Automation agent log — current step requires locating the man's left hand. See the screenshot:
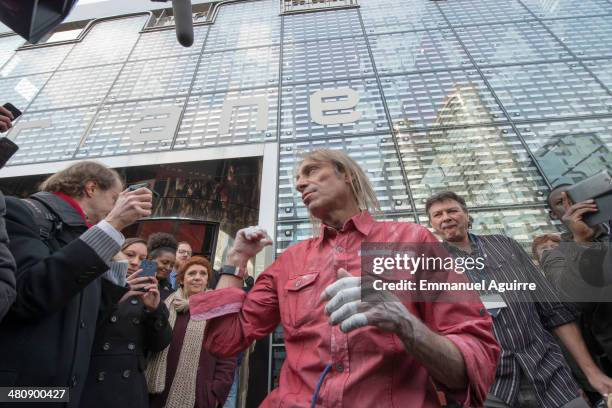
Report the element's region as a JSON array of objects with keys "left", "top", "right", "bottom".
[
  {"left": 587, "top": 371, "right": 612, "bottom": 399},
  {"left": 321, "top": 268, "right": 418, "bottom": 344}
]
